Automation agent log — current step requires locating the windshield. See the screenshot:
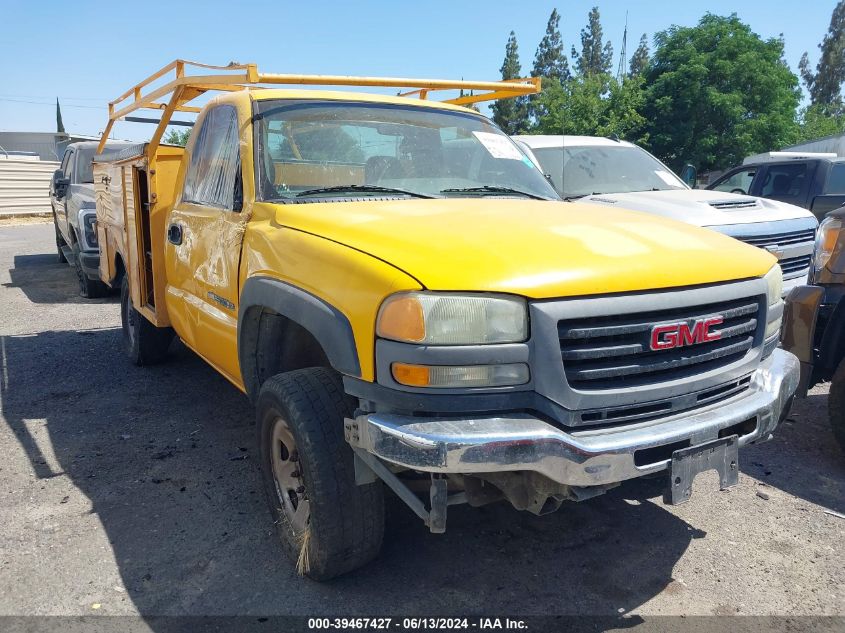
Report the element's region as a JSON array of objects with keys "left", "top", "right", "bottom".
[
  {"left": 532, "top": 145, "right": 687, "bottom": 198},
  {"left": 75, "top": 147, "right": 96, "bottom": 184},
  {"left": 254, "top": 100, "right": 558, "bottom": 201},
  {"left": 74, "top": 143, "right": 134, "bottom": 184}
]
